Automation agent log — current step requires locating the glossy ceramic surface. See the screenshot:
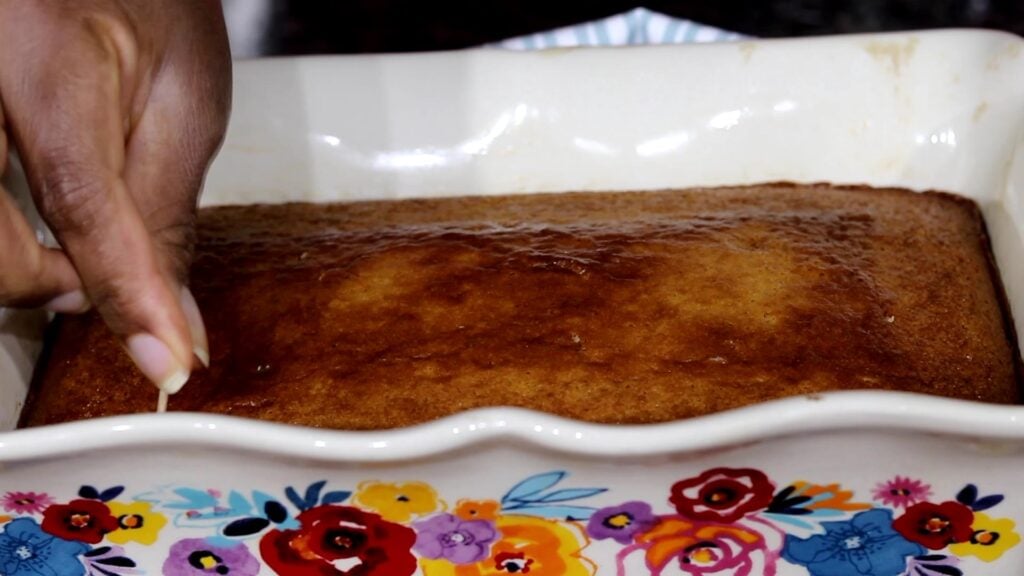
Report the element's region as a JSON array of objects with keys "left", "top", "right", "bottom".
[{"left": 1, "top": 29, "right": 1023, "bottom": 575}]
